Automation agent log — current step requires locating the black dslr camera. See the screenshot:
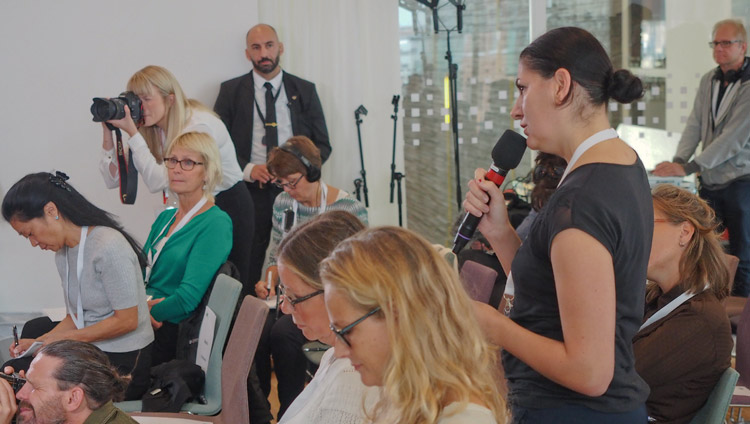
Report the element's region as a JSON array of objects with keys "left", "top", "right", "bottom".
[
  {"left": 90, "top": 91, "right": 143, "bottom": 125},
  {"left": 0, "top": 373, "right": 26, "bottom": 393}
]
